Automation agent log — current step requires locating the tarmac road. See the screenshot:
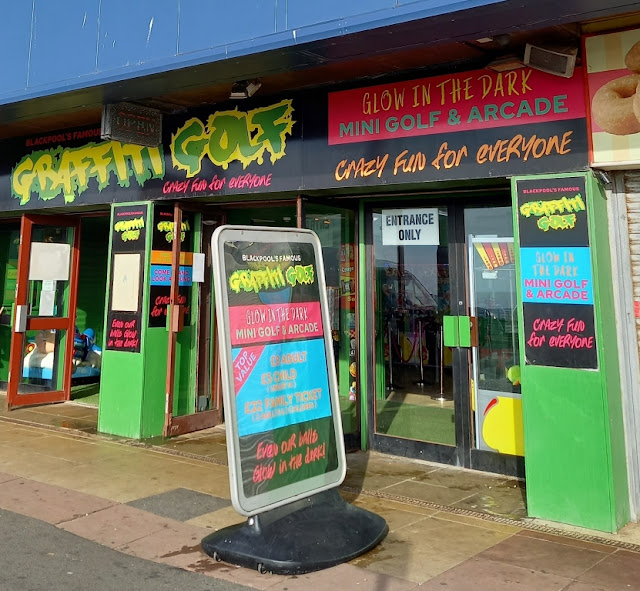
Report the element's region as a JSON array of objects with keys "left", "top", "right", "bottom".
[{"left": 0, "top": 509, "right": 253, "bottom": 591}]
